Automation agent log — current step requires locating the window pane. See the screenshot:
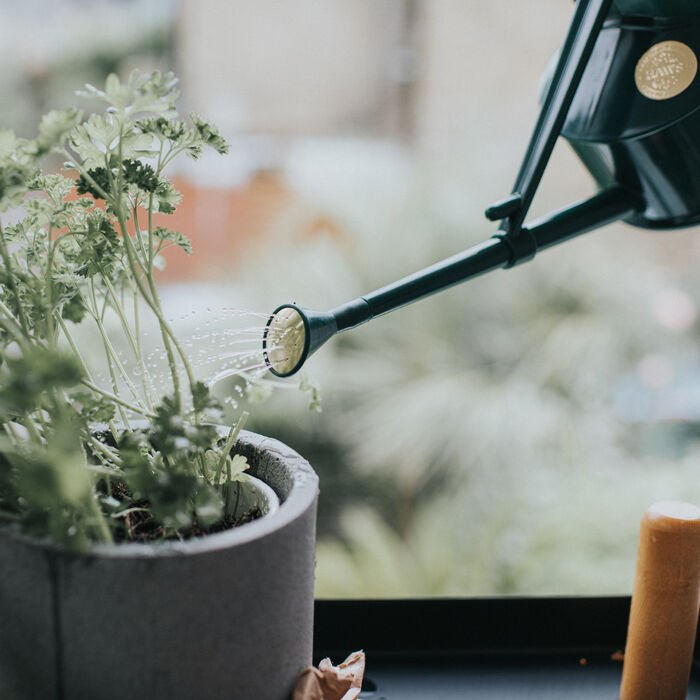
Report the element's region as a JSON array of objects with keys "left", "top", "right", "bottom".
[{"left": 6, "top": 0, "right": 700, "bottom": 598}]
